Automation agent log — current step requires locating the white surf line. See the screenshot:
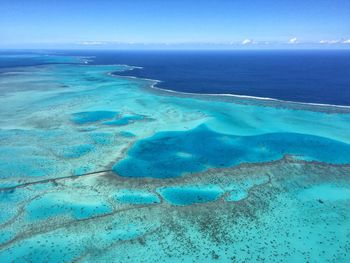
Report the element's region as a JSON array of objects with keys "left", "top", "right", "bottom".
[{"left": 149, "top": 84, "right": 350, "bottom": 109}]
